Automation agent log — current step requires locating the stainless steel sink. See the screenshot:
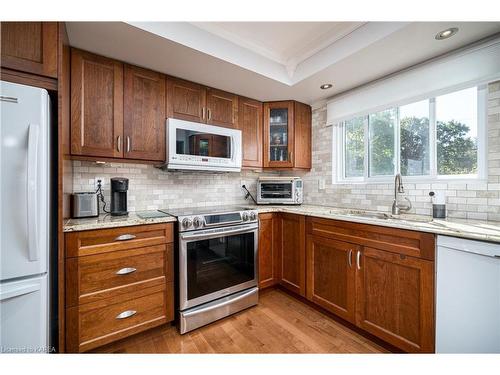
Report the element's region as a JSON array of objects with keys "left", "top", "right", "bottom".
[{"left": 335, "top": 210, "right": 392, "bottom": 220}]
